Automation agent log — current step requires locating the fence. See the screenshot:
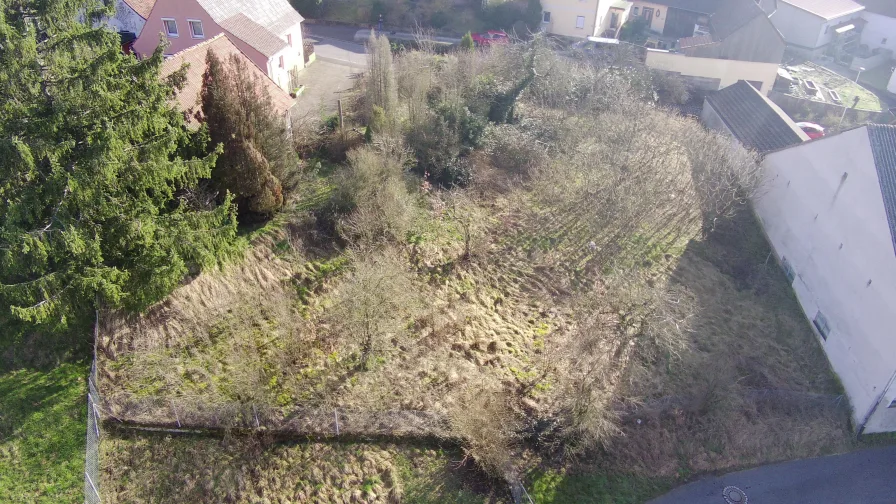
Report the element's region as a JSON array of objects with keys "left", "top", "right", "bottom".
[
  {"left": 84, "top": 361, "right": 101, "bottom": 504},
  {"left": 768, "top": 90, "right": 896, "bottom": 124}
]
